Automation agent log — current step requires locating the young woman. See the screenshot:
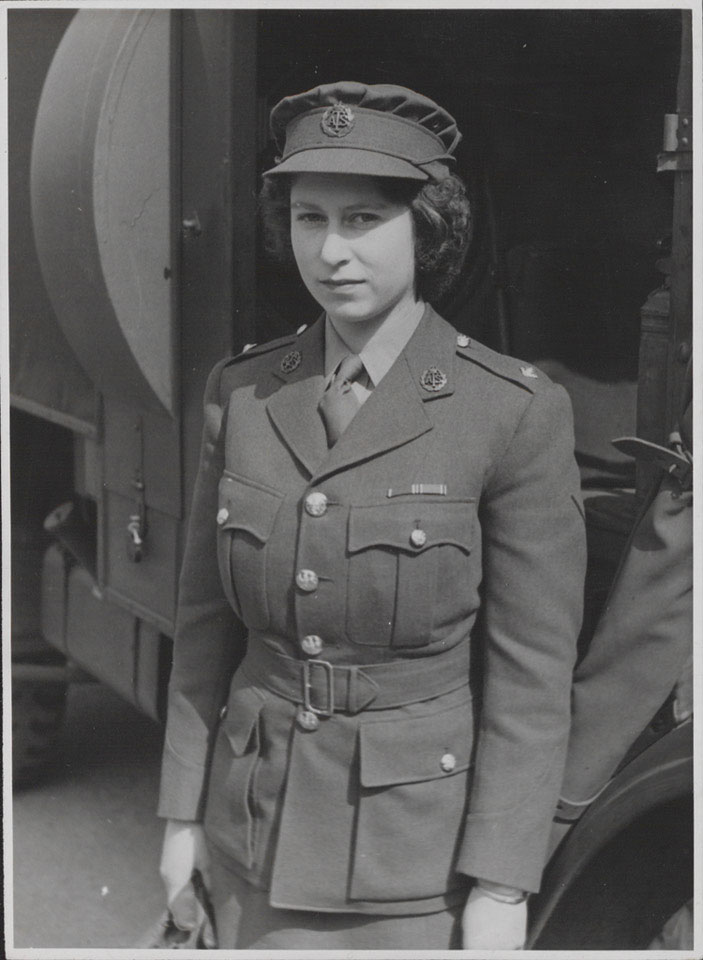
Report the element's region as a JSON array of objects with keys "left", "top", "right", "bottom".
[{"left": 157, "top": 81, "right": 587, "bottom": 950}]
